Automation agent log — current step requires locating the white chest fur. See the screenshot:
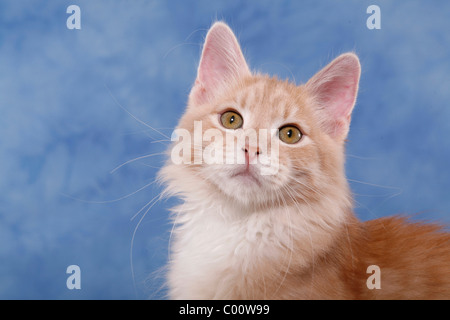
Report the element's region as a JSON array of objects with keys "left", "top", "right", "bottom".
[{"left": 167, "top": 200, "right": 341, "bottom": 299}]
